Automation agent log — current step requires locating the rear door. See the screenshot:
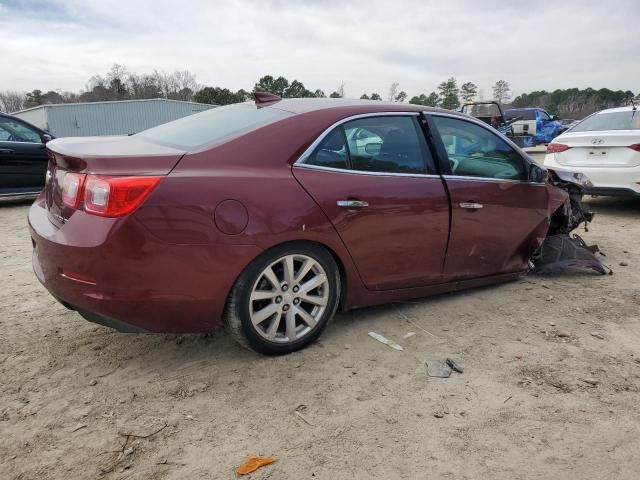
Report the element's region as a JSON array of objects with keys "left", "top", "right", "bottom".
[
  {"left": 426, "top": 113, "right": 550, "bottom": 279},
  {"left": 293, "top": 114, "right": 450, "bottom": 291},
  {"left": 0, "top": 116, "right": 48, "bottom": 192}
]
